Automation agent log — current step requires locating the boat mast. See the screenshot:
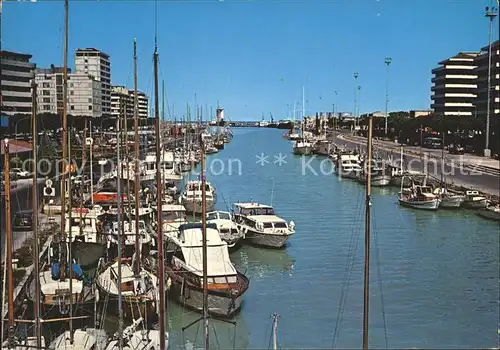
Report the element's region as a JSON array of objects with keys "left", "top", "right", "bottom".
[
  {"left": 3, "top": 139, "right": 15, "bottom": 349},
  {"left": 153, "top": 36, "right": 167, "bottom": 349},
  {"left": 133, "top": 38, "right": 141, "bottom": 275},
  {"left": 440, "top": 131, "right": 445, "bottom": 188},
  {"left": 362, "top": 116, "right": 373, "bottom": 349},
  {"left": 31, "top": 81, "right": 42, "bottom": 348},
  {"left": 116, "top": 106, "right": 124, "bottom": 350},
  {"left": 200, "top": 135, "right": 209, "bottom": 349}
]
